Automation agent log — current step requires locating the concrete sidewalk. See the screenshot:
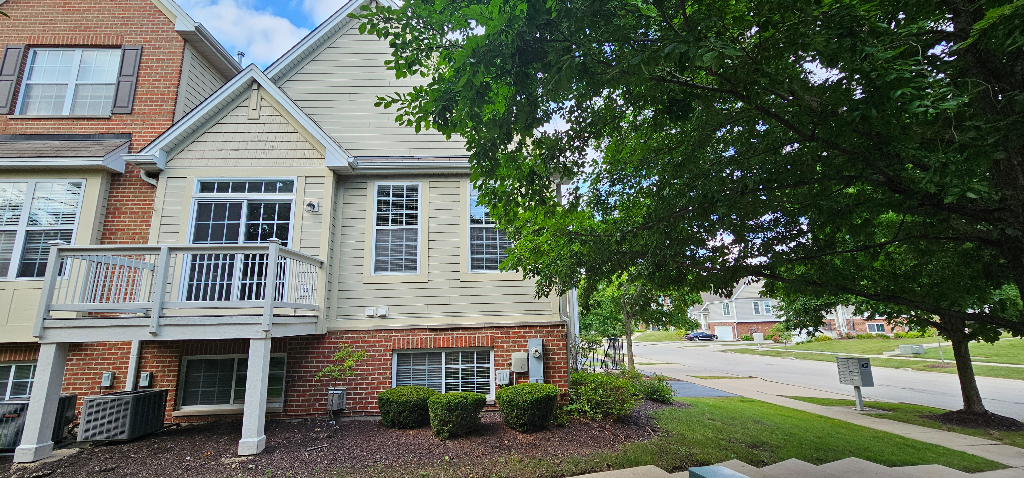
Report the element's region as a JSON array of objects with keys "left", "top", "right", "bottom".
[{"left": 638, "top": 361, "right": 1024, "bottom": 470}]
